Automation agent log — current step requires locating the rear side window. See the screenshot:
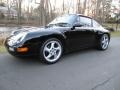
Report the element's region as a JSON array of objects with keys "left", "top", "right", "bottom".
[
  {"left": 93, "top": 20, "right": 102, "bottom": 27},
  {"left": 77, "top": 16, "right": 92, "bottom": 27}
]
